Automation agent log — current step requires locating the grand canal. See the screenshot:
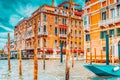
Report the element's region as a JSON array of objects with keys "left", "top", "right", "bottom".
[{"left": 0, "top": 60, "right": 120, "bottom": 80}]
